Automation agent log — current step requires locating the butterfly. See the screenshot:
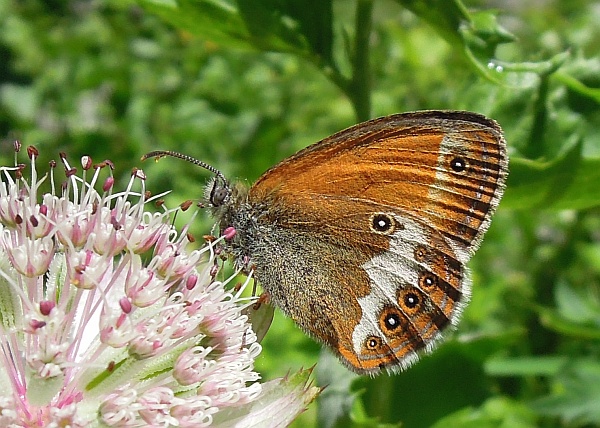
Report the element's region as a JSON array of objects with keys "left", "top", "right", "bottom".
[{"left": 143, "top": 110, "right": 508, "bottom": 375}]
